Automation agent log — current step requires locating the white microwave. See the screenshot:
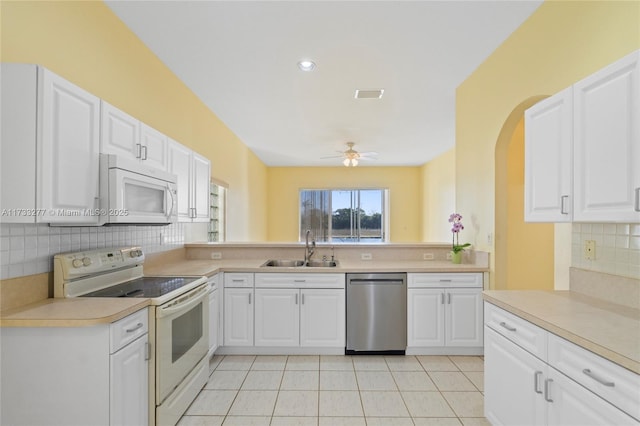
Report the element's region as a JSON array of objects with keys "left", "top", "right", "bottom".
[{"left": 99, "top": 154, "right": 178, "bottom": 225}]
